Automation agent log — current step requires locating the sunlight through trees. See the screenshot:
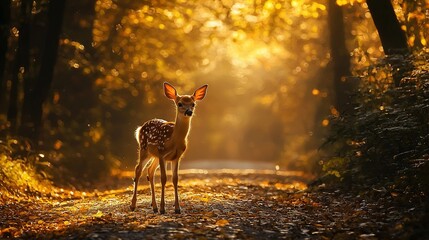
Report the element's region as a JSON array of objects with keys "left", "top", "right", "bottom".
[
  {"left": 1, "top": 0, "right": 429, "bottom": 239},
  {"left": 0, "top": 0, "right": 427, "bottom": 181}
]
